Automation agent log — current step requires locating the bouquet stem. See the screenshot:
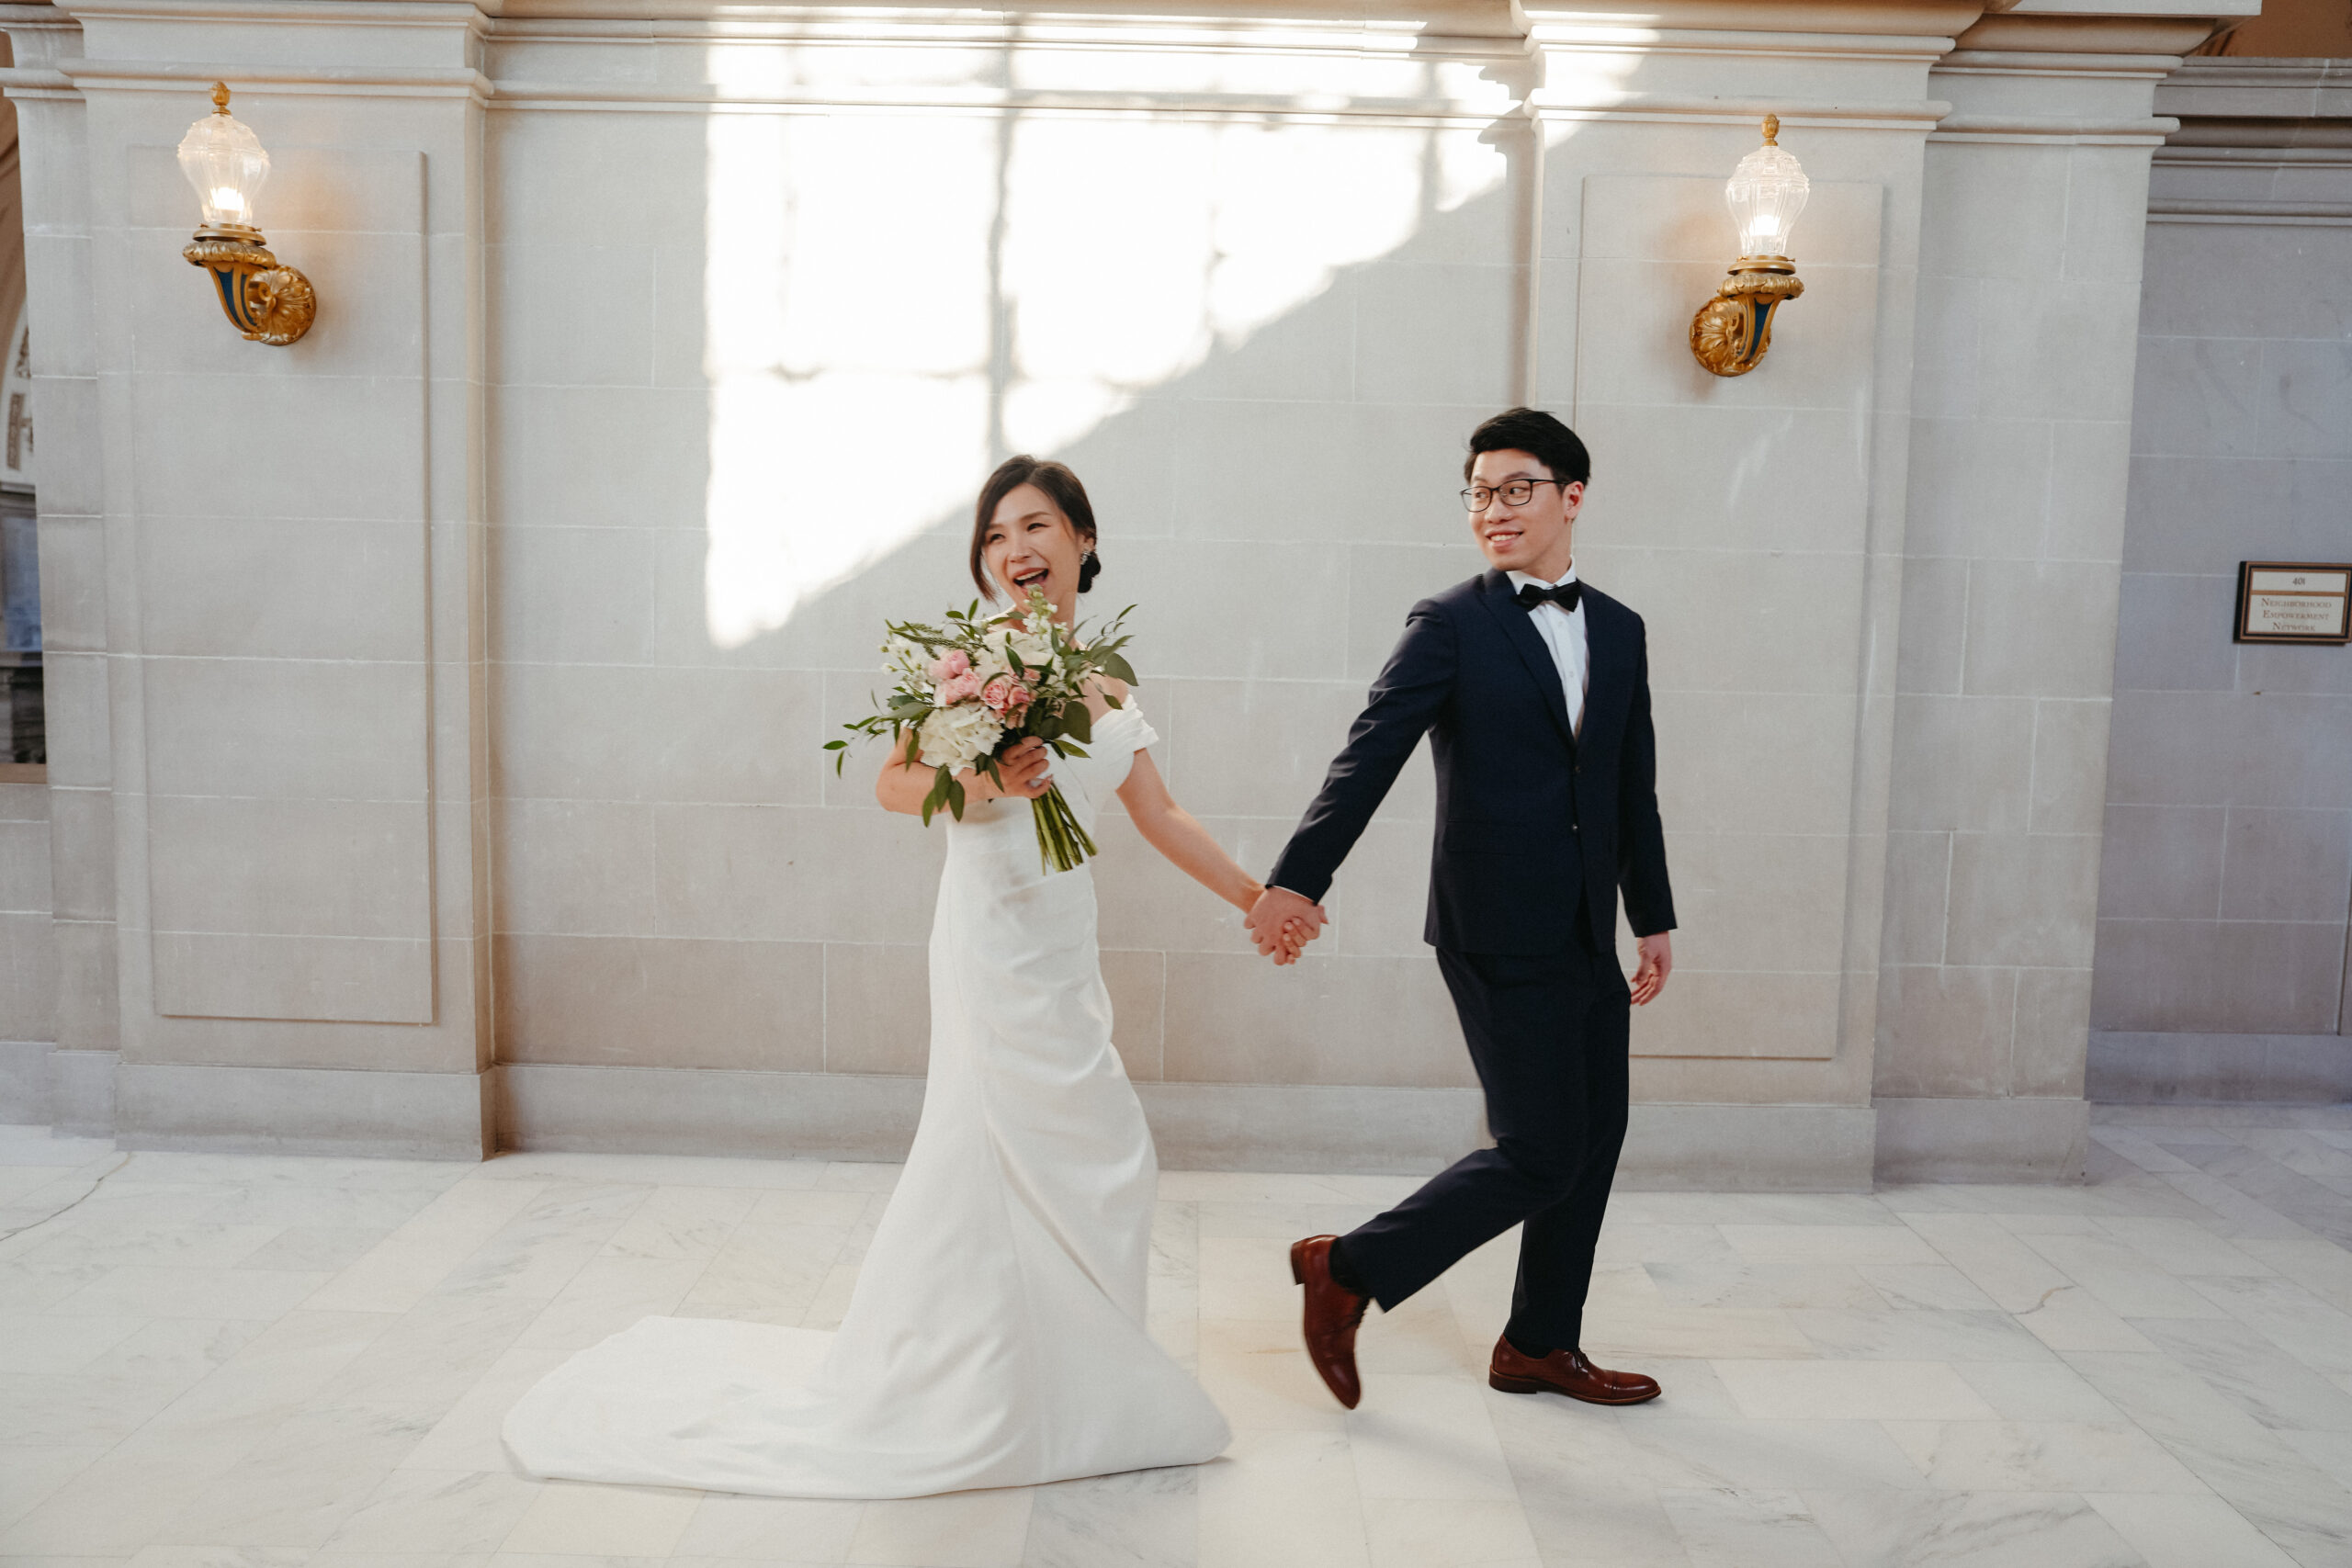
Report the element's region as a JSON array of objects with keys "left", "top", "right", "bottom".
[{"left": 1031, "top": 782, "right": 1099, "bottom": 874}]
